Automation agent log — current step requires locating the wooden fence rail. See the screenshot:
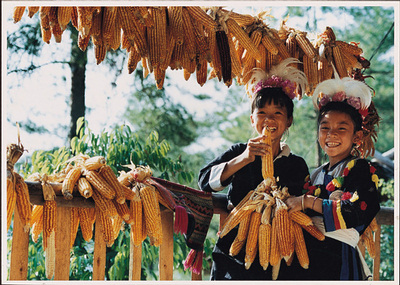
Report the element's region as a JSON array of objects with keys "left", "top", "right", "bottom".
[{"left": 8, "top": 182, "right": 394, "bottom": 281}]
